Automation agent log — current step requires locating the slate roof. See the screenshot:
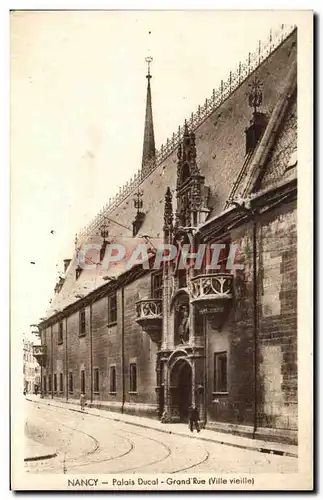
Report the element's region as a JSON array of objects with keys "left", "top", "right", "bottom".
[{"left": 41, "top": 28, "right": 297, "bottom": 323}]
